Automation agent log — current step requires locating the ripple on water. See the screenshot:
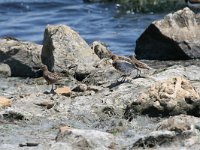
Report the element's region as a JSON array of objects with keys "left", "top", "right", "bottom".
[{"left": 0, "top": 0, "right": 165, "bottom": 55}]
